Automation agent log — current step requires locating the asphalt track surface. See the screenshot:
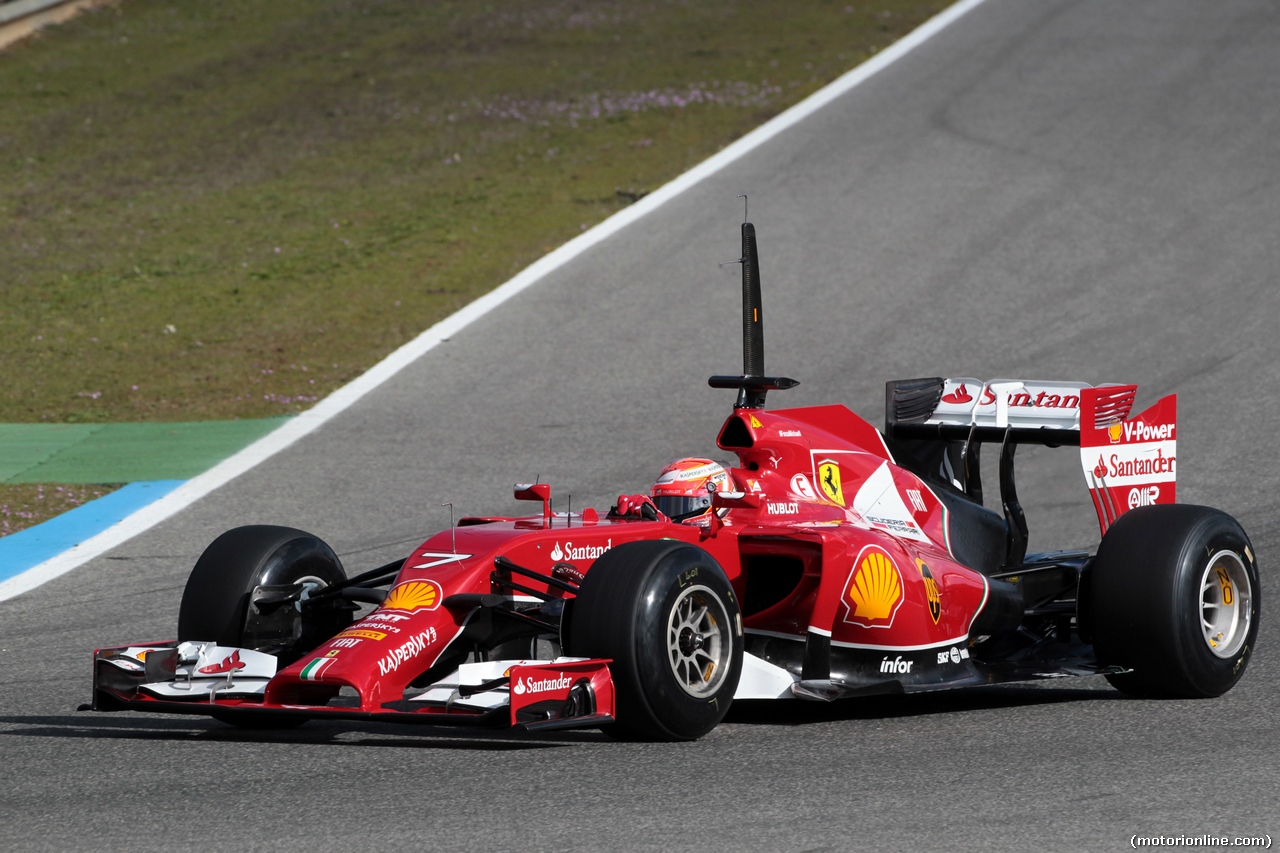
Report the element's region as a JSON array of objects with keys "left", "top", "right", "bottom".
[{"left": 4, "top": 1, "right": 1280, "bottom": 850}]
